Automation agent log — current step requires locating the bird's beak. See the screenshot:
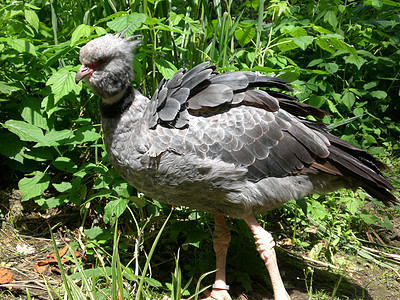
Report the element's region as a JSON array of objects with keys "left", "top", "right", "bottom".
[{"left": 75, "top": 64, "right": 94, "bottom": 83}]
